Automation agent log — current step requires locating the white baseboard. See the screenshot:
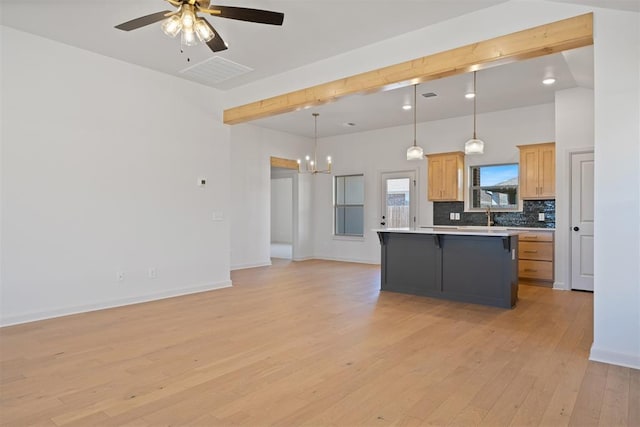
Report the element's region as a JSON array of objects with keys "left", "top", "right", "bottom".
[
  {"left": 553, "top": 281, "right": 569, "bottom": 290},
  {"left": 0, "top": 280, "right": 232, "bottom": 327},
  {"left": 313, "top": 255, "right": 380, "bottom": 265},
  {"left": 292, "top": 255, "right": 314, "bottom": 261},
  {"left": 590, "top": 345, "right": 640, "bottom": 370},
  {"left": 230, "top": 260, "right": 272, "bottom": 271}
]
